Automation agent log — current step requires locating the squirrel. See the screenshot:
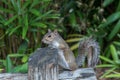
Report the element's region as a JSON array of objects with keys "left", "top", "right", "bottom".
[
  {"left": 42, "top": 29, "right": 100, "bottom": 70},
  {"left": 42, "top": 29, "right": 78, "bottom": 70}
]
